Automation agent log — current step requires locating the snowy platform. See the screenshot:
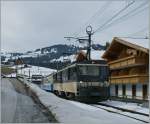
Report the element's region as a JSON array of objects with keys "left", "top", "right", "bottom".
[{"left": 19, "top": 77, "right": 148, "bottom": 124}]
